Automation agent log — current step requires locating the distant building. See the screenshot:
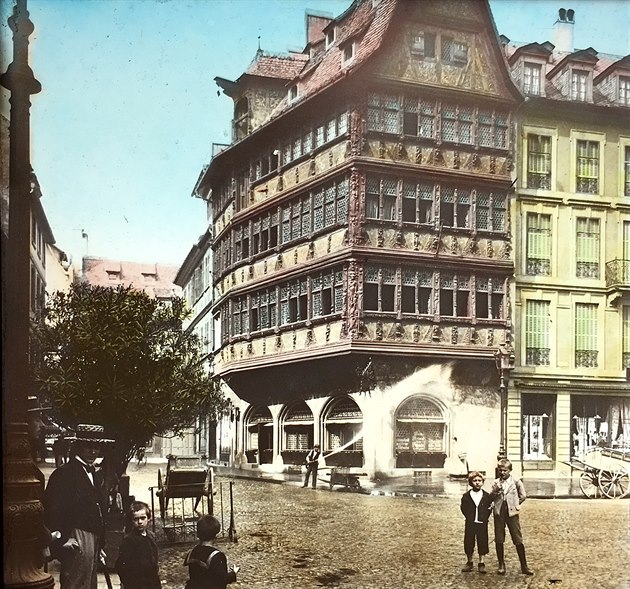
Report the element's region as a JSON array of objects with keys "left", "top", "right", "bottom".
[
  {"left": 506, "top": 9, "right": 630, "bottom": 474},
  {"left": 81, "top": 256, "right": 180, "bottom": 300},
  {"left": 195, "top": 0, "right": 521, "bottom": 477}
]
